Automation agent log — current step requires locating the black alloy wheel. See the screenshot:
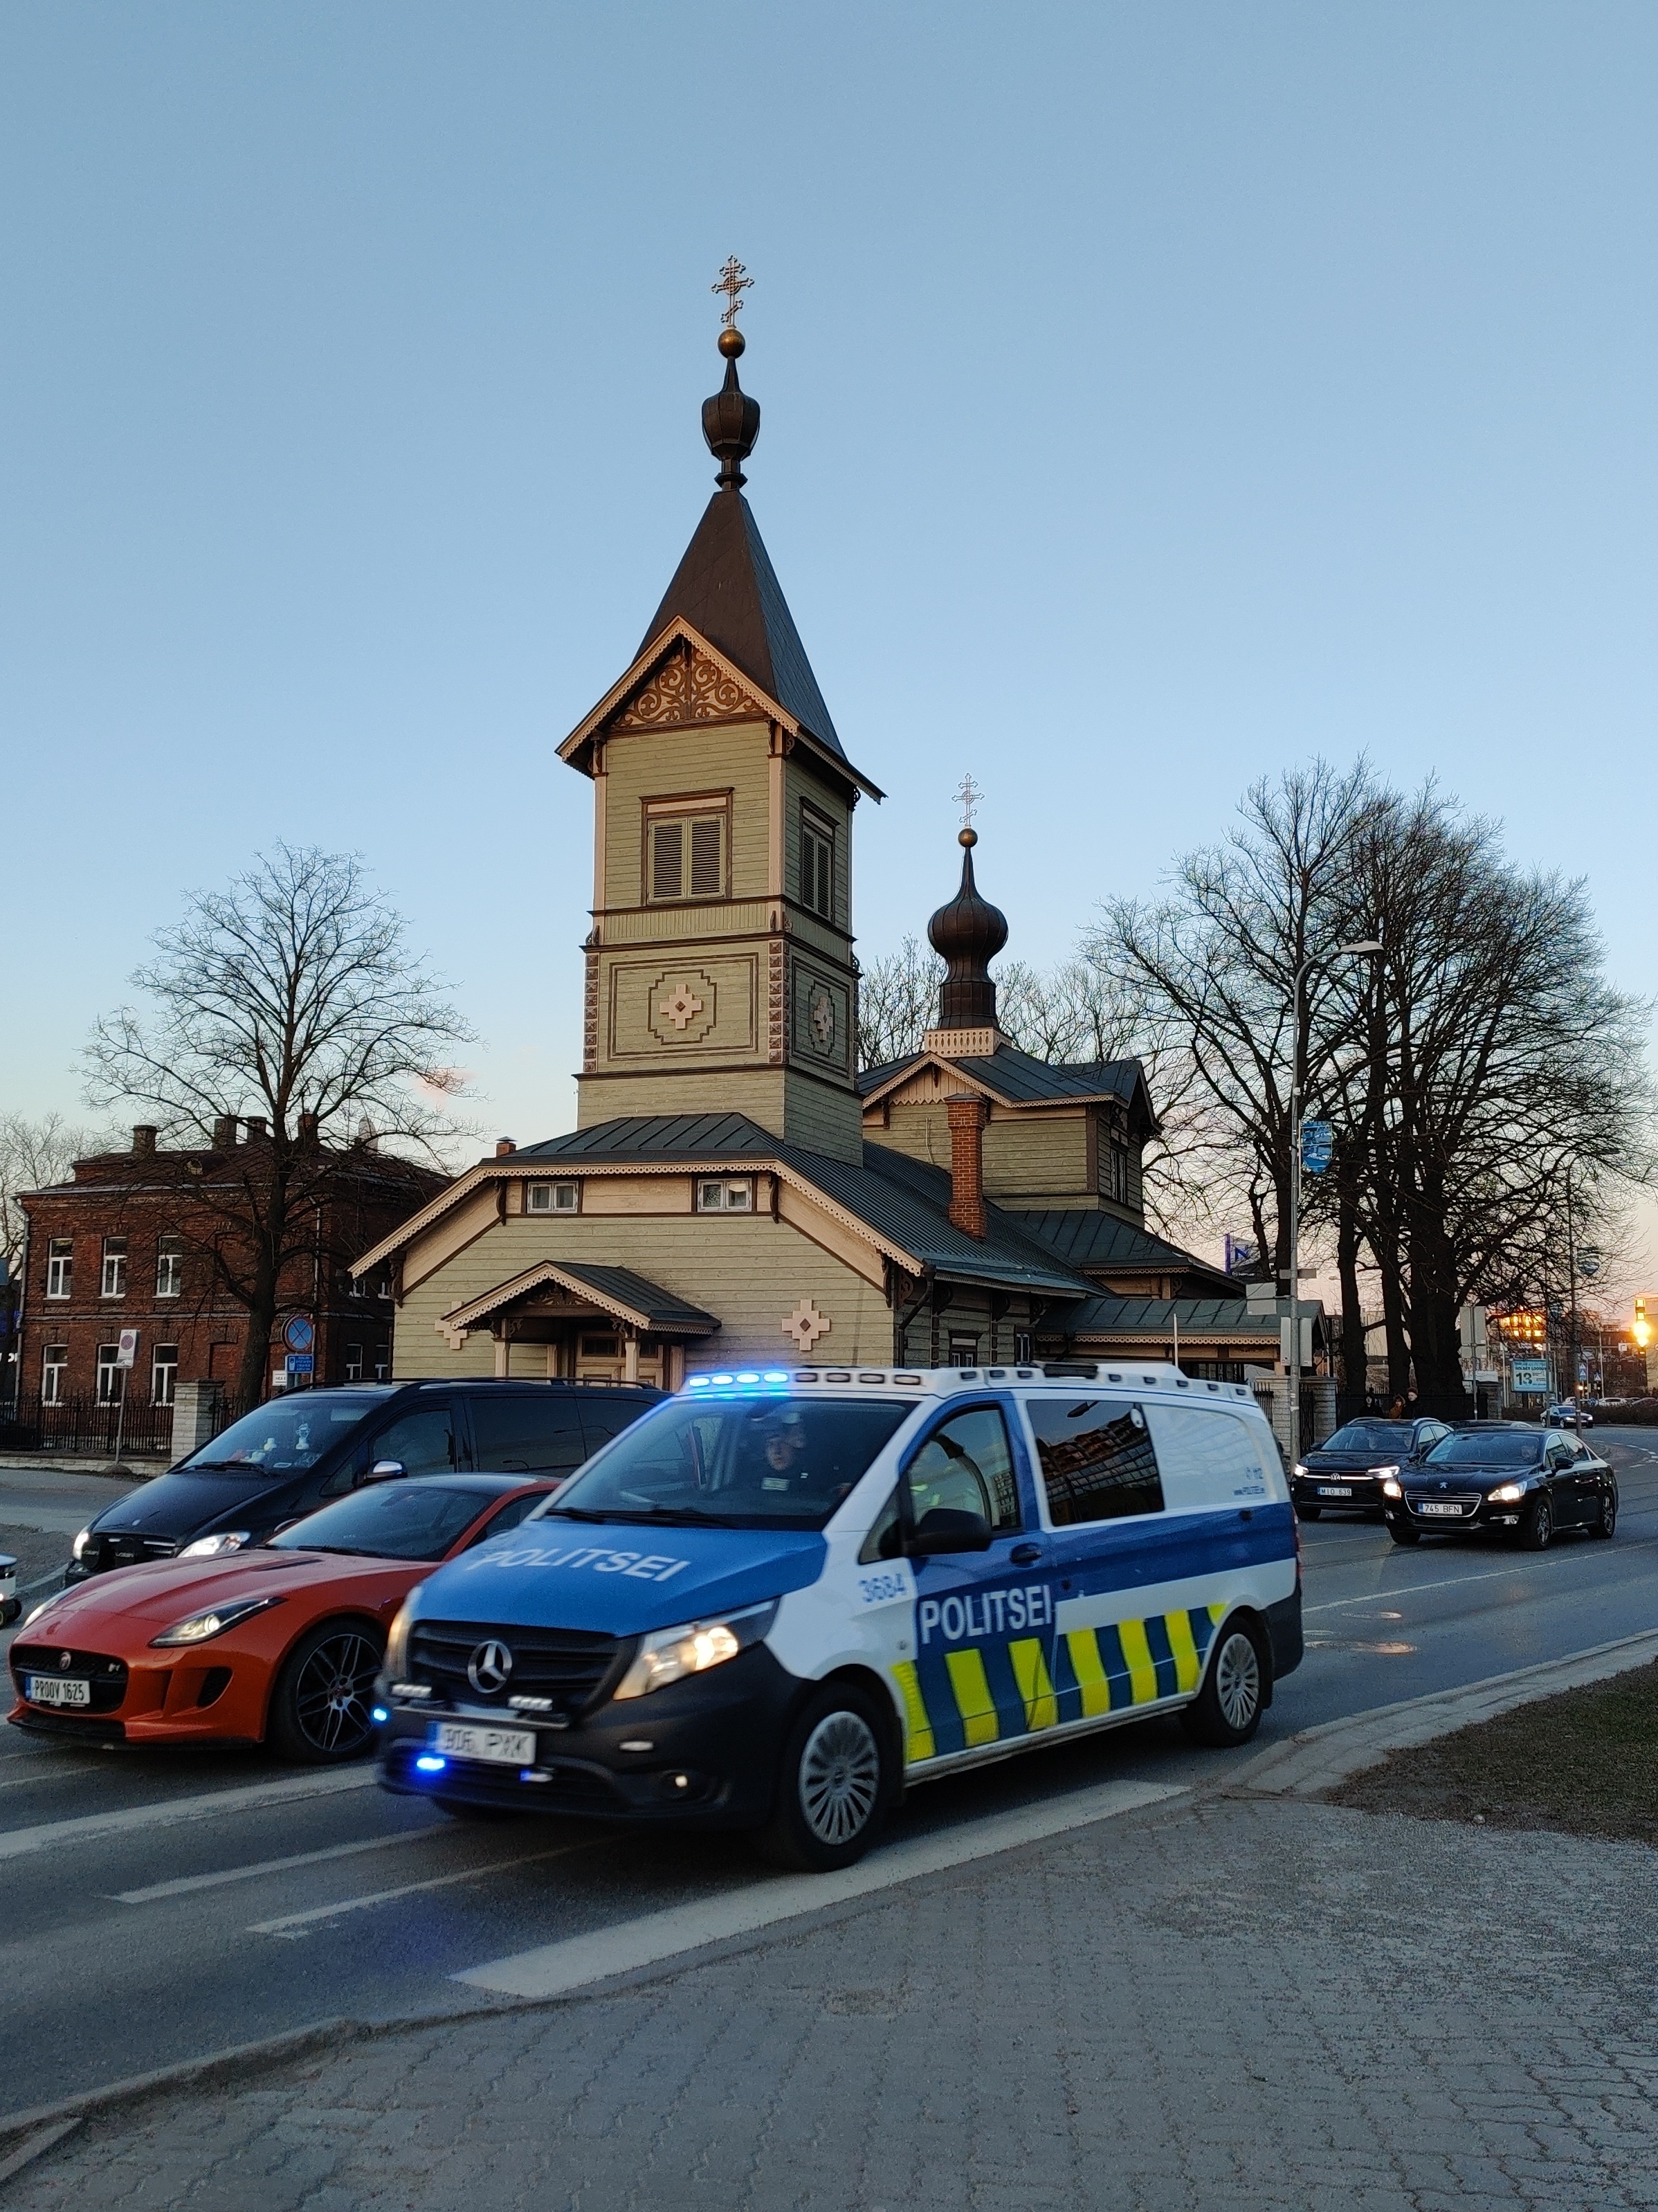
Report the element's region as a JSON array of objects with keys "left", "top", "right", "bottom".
[
  {"left": 1181, "top": 1618, "right": 1267, "bottom": 1748},
  {"left": 1388, "top": 1520, "right": 1421, "bottom": 1546},
  {"left": 1591, "top": 1487, "right": 1618, "bottom": 1540},
  {"left": 1520, "top": 1494, "right": 1554, "bottom": 1552},
  {"left": 267, "top": 1620, "right": 385, "bottom": 1763},
  {"left": 758, "top": 1680, "right": 893, "bottom": 1873}
]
